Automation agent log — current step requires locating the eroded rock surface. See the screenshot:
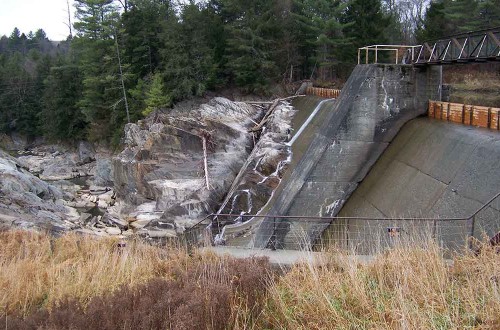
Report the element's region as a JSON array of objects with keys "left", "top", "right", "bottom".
[
  {"left": 113, "top": 97, "right": 262, "bottom": 235},
  {"left": 0, "top": 149, "right": 79, "bottom": 231},
  {"left": 217, "top": 101, "right": 296, "bottom": 223}
]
